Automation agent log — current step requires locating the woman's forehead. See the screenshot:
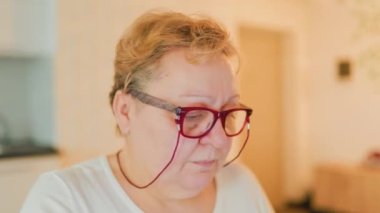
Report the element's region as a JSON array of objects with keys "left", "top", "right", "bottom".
[{"left": 144, "top": 50, "right": 239, "bottom": 106}]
